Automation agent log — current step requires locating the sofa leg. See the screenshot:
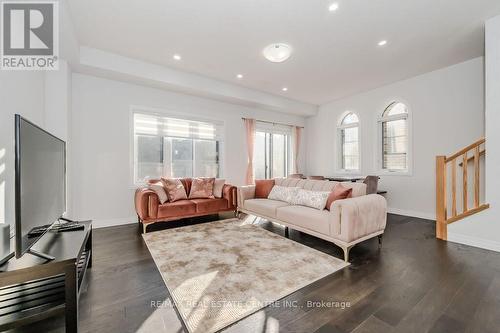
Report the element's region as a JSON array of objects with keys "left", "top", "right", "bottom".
[
  {"left": 378, "top": 235, "right": 383, "bottom": 247},
  {"left": 142, "top": 224, "right": 148, "bottom": 234},
  {"left": 342, "top": 246, "right": 353, "bottom": 262},
  {"left": 342, "top": 247, "right": 349, "bottom": 262}
]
